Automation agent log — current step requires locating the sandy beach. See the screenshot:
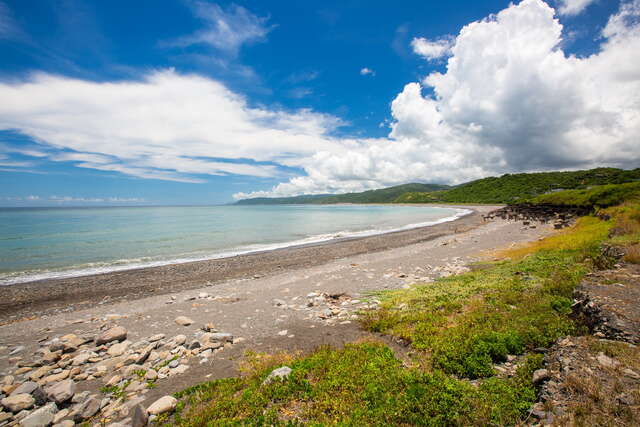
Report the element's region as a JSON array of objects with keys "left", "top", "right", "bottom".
[{"left": 0, "top": 205, "right": 555, "bottom": 422}]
